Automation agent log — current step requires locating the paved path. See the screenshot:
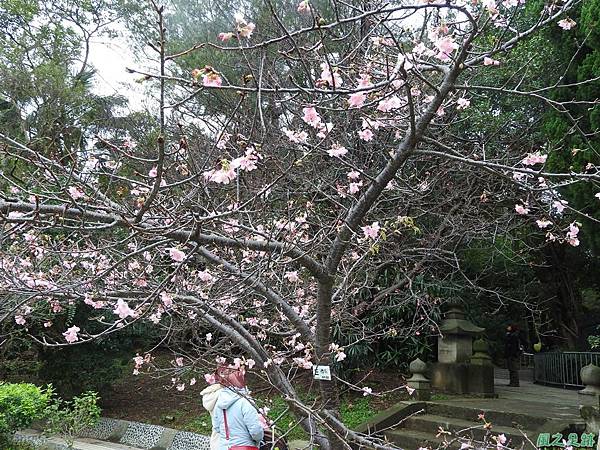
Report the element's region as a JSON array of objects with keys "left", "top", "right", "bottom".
[
  {"left": 18, "top": 428, "right": 308, "bottom": 450},
  {"left": 434, "top": 378, "right": 598, "bottom": 423},
  {"left": 17, "top": 429, "right": 141, "bottom": 450}
]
